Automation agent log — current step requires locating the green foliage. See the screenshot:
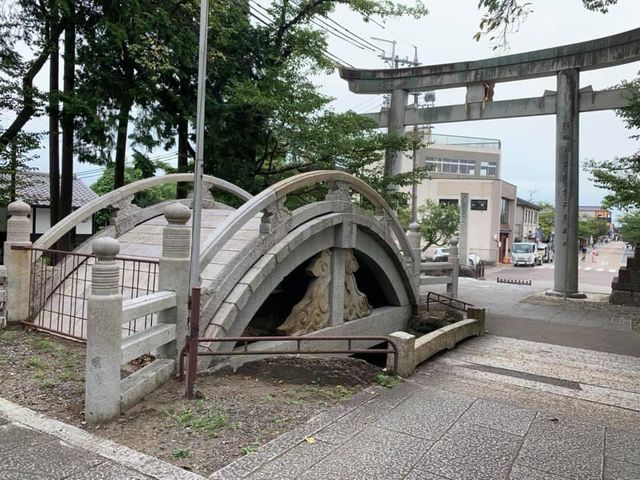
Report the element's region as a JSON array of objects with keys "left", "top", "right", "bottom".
[
  {"left": 168, "top": 408, "right": 229, "bottom": 437},
  {"left": 579, "top": 216, "right": 609, "bottom": 241},
  {"left": 585, "top": 78, "right": 640, "bottom": 210},
  {"left": 618, "top": 210, "right": 640, "bottom": 245},
  {"left": 417, "top": 200, "right": 460, "bottom": 251},
  {"left": 0, "top": 131, "right": 40, "bottom": 206},
  {"left": 172, "top": 449, "right": 192, "bottom": 459},
  {"left": 373, "top": 374, "right": 402, "bottom": 388},
  {"left": 535, "top": 201, "right": 555, "bottom": 241}
]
